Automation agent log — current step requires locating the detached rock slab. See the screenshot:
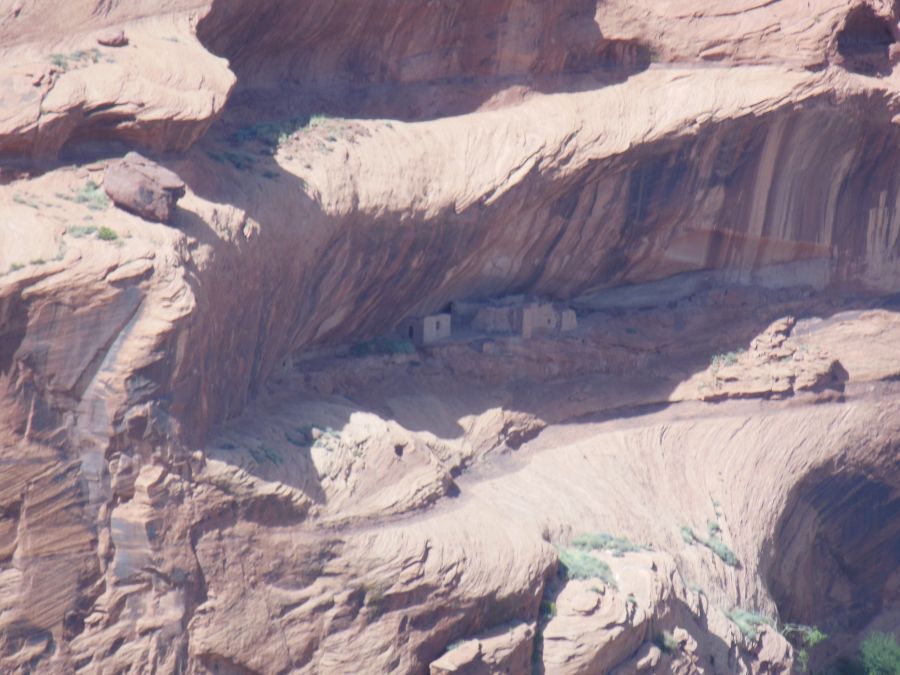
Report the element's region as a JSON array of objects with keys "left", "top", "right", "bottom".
[
  {"left": 104, "top": 152, "right": 185, "bottom": 223},
  {"left": 96, "top": 29, "right": 128, "bottom": 47}
]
